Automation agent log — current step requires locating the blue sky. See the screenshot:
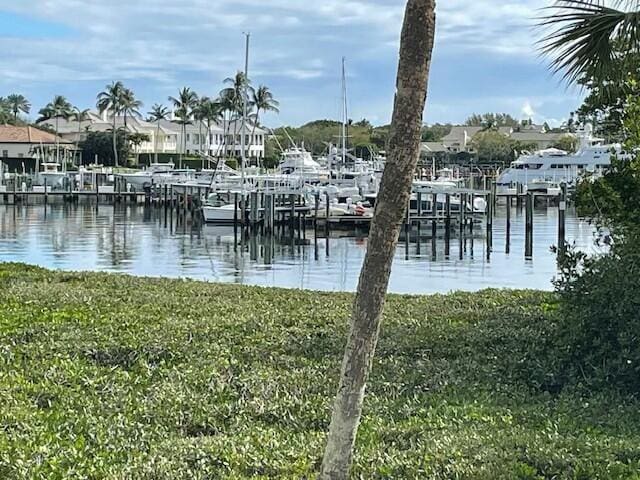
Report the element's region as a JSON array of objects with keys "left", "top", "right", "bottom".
[{"left": 0, "top": 0, "right": 583, "bottom": 127}]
